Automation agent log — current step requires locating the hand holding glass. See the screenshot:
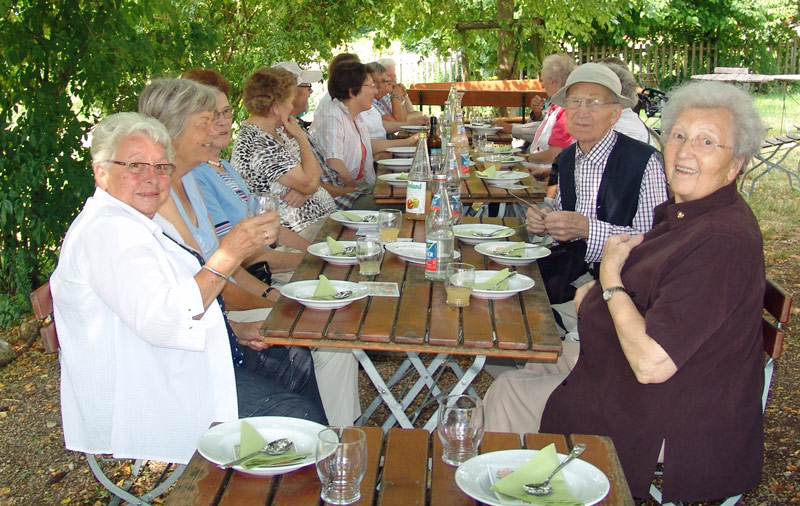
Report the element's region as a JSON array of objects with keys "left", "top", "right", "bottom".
[
  {"left": 357, "top": 237, "right": 383, "bottom": 276},
  {"left": 378, "top": 209, "right": 402, "bottom": 242},
  {"left": 437, "top": 394, "right": 484, "bottom": 466},
  {"left": 445, "top": 262, "right": 475, "bottom": 307},
  {"left": 315, "top": 427, "right": 367, "bottom": 505}
]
